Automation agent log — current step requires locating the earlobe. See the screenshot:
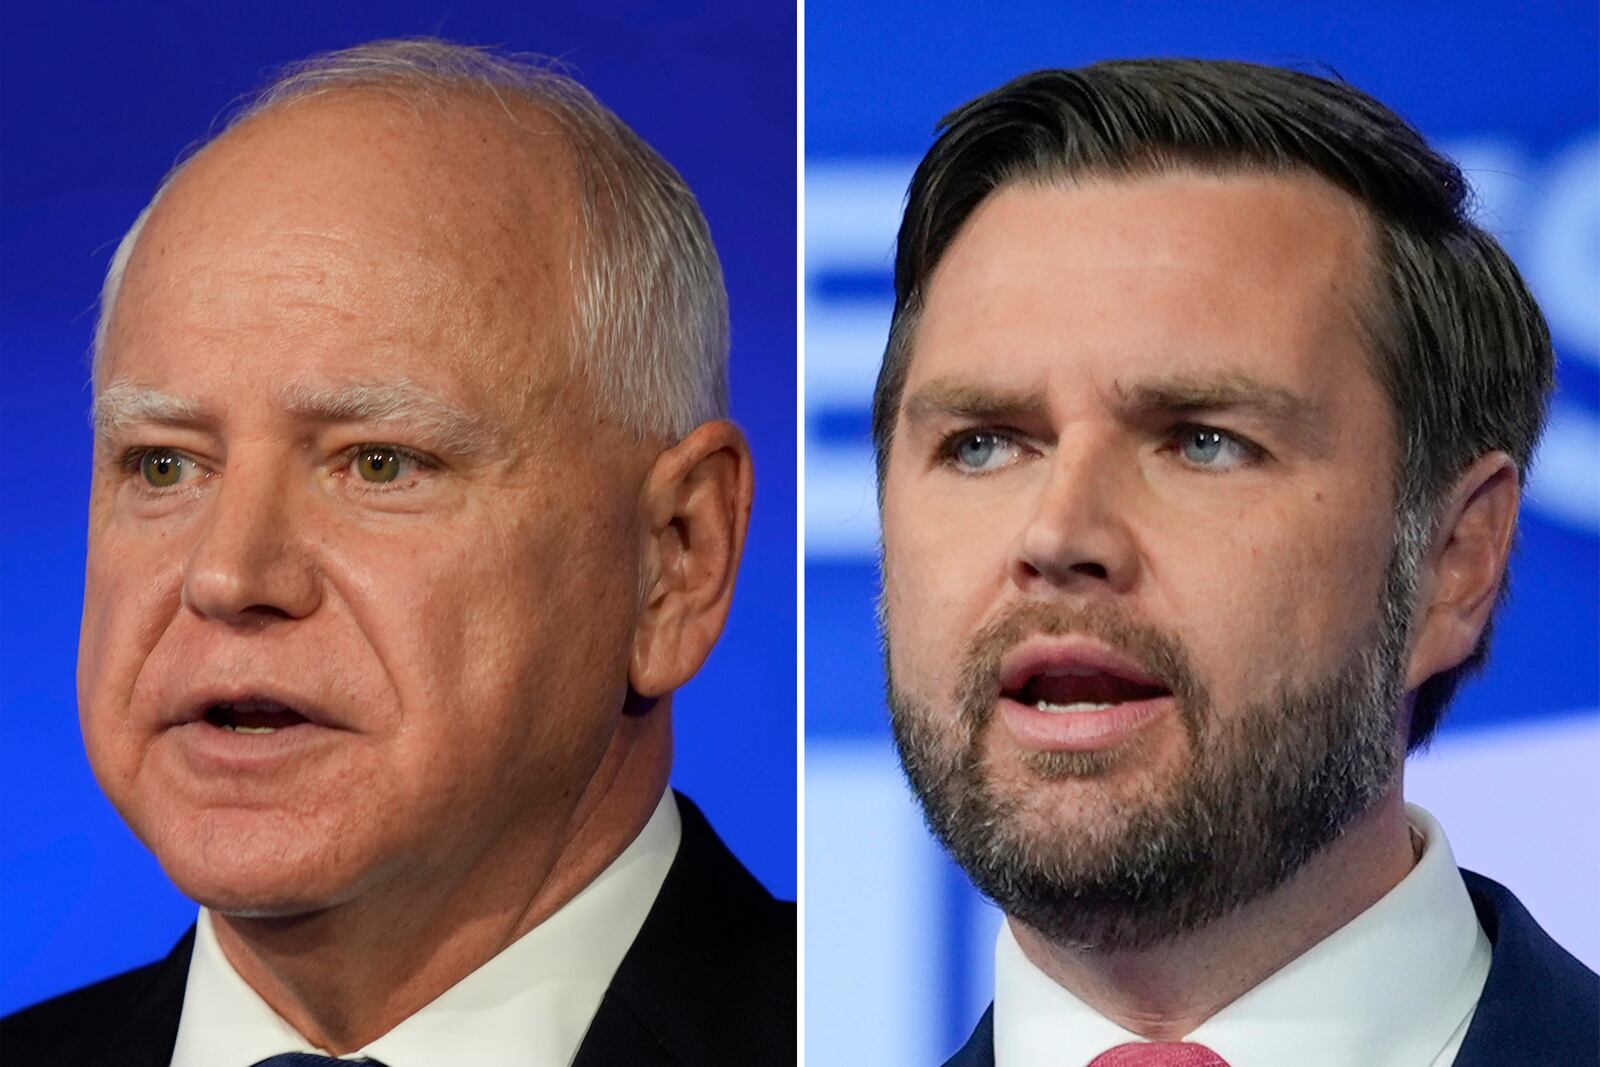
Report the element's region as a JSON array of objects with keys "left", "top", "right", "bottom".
[
  {"left": 1403, "top": 452, "right": 1520, "bottom": 691},
  {"left": 629, "top": 420, "right": 754, "bottom": 698}
]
